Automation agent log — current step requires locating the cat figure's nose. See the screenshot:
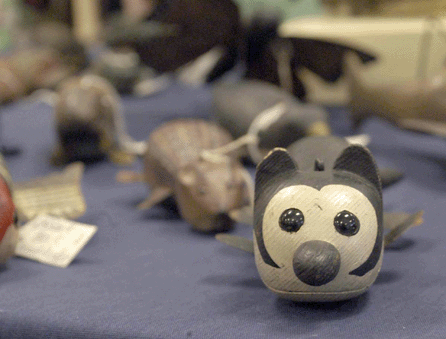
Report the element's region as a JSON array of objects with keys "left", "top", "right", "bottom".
[{"left": 293, "top": 240, "right": 341, "bottom": 286}]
